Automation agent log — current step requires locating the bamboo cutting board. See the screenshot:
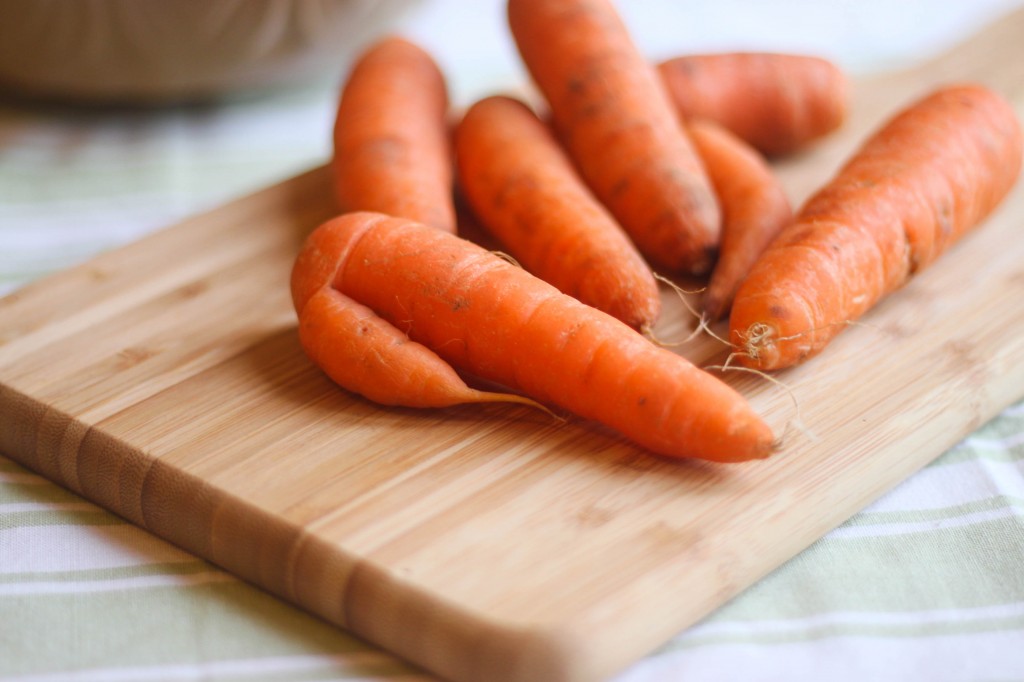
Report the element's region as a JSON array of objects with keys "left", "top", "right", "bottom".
[{"left": 3, "top": 11, "right": 1024, "bottom": 682}]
